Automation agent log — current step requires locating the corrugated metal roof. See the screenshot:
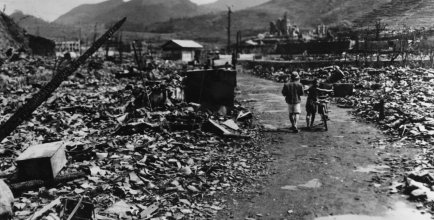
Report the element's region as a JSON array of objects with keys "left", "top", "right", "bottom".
[{"left": 170, "top": 40, "right": 203, "bottom": 48}]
